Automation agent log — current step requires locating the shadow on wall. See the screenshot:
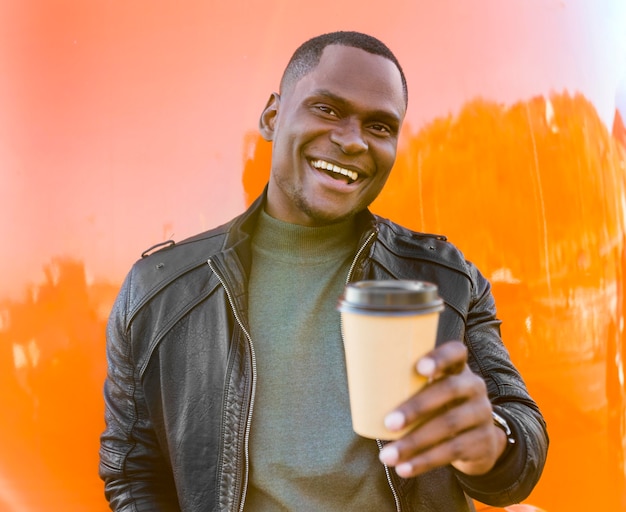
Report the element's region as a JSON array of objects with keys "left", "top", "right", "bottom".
[{"left": 0, "top": 90, "right": 624, "bottom": 510}]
